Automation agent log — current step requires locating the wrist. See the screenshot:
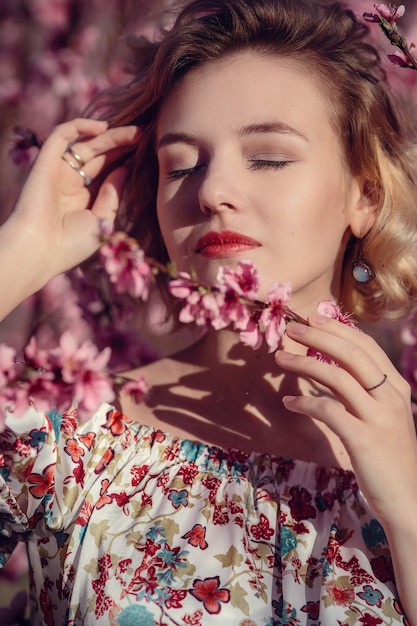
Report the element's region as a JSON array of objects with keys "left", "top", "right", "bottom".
[{"left": 0, "top": 214, "right": 54, "bottom": 318}]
